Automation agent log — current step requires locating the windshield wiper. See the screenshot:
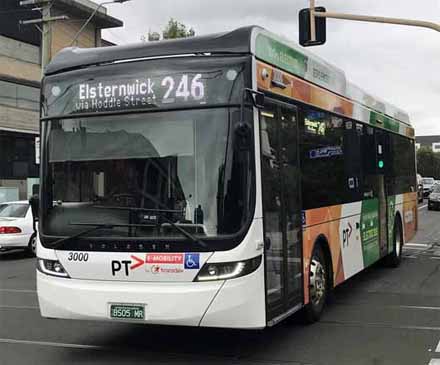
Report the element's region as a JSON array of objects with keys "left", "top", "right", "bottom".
[
  {"left": 93, "top": 206, "right": 208, "bottom": 249},
  {"left": 51, "top": 222, "right": 155, "bottom": 249},
  {"left": 51, "top": 223, "right": 114, "bottom": 249}
]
